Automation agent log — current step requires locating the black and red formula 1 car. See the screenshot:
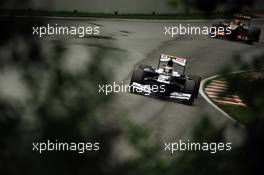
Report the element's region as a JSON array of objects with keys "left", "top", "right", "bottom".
[{"left": 210, "top": 14, "right": 261, "bottom": 44}]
